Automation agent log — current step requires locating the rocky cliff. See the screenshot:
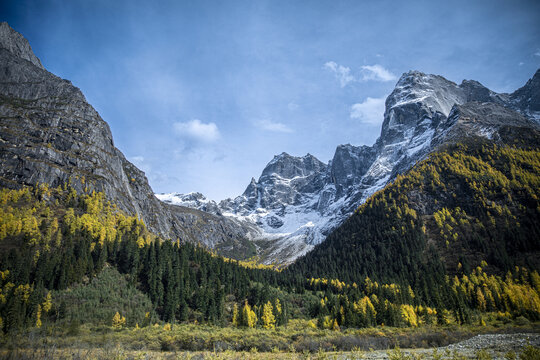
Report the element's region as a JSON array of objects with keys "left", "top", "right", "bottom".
[{"left": 0, "top": 22, "right": 255, "bottom": 257}]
